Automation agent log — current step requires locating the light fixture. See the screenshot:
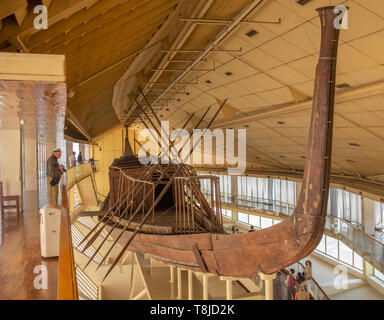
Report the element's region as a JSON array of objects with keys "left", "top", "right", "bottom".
[
  {"left": 20, "top": 119, "right": 25, "bottom": 125},
  {"left": 246, "top": 29, "right": 258, "bottom": 37},
  {"left": 336, "top": 83, "right": 351, "bottom": 89},
  {"left": 349, "top": 143, "right": 361, "bottom": 147},
  {"left": 297, "top": 0, "right": 313, "bottom": 5}
]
